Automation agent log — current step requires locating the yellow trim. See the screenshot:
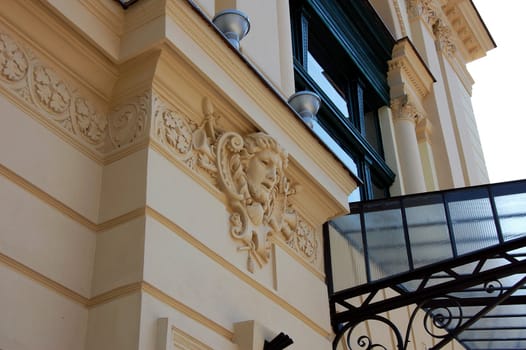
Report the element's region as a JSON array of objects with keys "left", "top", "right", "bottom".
[
  {"left": 0, "top": 251, "right": 89, "bottom": 305},
  {"left": 96, "top": 207, "right": 146, "bottom": 233},
  {"left": 88, "top": 282, "right": 142, "bottom": 307},
  {"left": 145, "top": 206, "right": 332, "bottom": 339},
  {"left": 0, "top": 162, "right": 146, "bottom": 233},
  {"left": 0, "top": 234, "right": 328, "bottom": 342},
  {"left": 142, "top": 282, "right": 235, "bottom": 341},
  {"left": 1, "top": 154, "right": 325, "bottom": 279},
  {"left": 271, "top": 237, "right": 325, "bottom": 281},
  {"left": 0, "top": 162, "right": 98, "bottom": 231},
  {"left": 149, "top": 140, "right": 227, "bottom": 204}
]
